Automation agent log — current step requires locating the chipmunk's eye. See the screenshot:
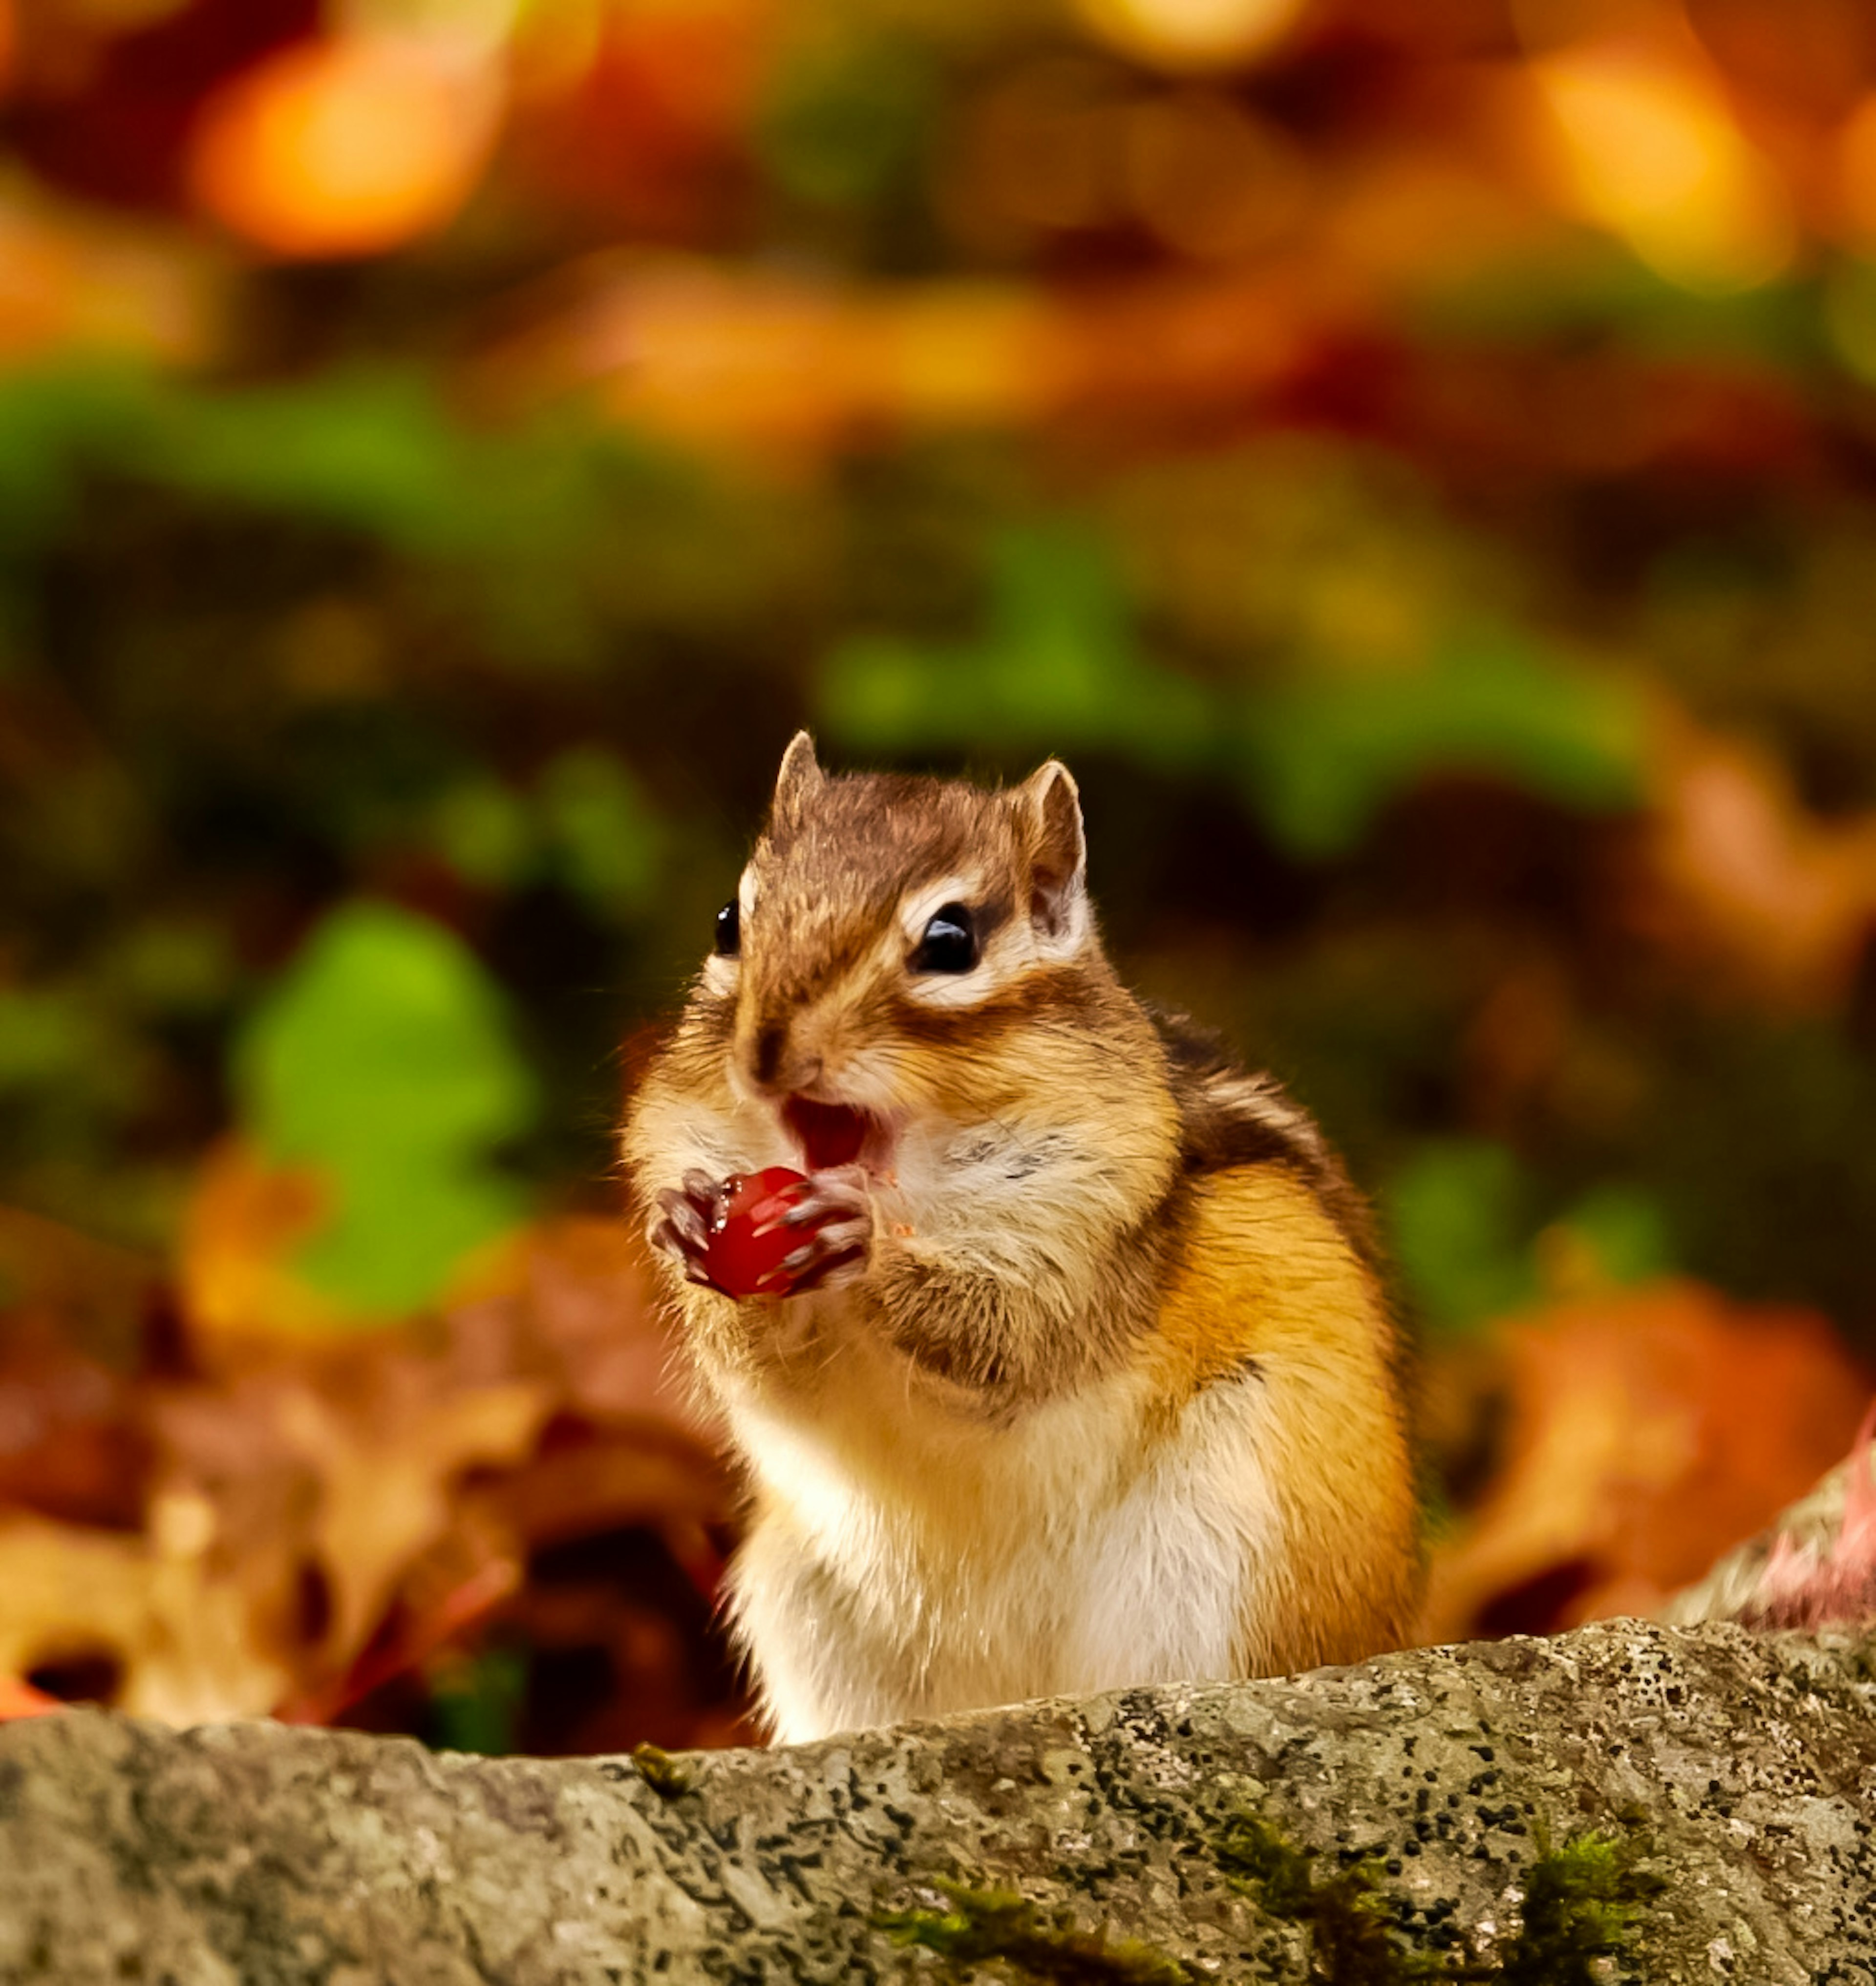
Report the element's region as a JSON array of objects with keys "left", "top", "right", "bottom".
[
  {"left": 912, "top": 904, "right": 977, "bottom": 974},
  {"left": 714, "top": 900, "right": 740, "bottom": 957}
]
